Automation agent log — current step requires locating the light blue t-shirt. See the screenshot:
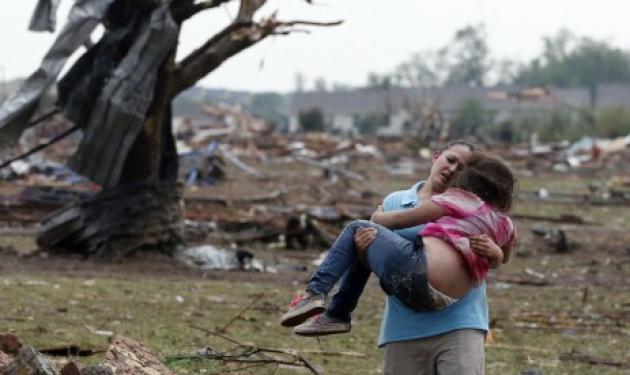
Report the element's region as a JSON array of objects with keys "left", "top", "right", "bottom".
[{"left": 378, "top": 181, "right": 489, "bottom": 346}]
